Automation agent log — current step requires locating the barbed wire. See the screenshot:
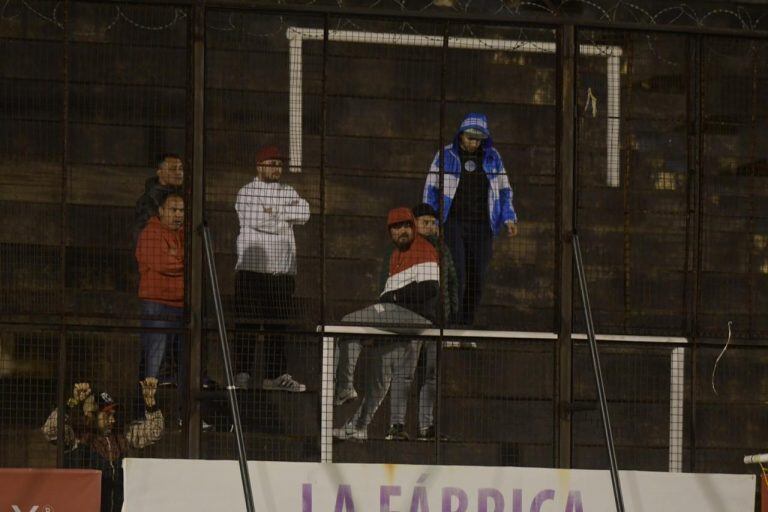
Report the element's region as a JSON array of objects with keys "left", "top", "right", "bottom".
[{"left": 3, "top": 0, "right": 768, "bottom": 35}]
